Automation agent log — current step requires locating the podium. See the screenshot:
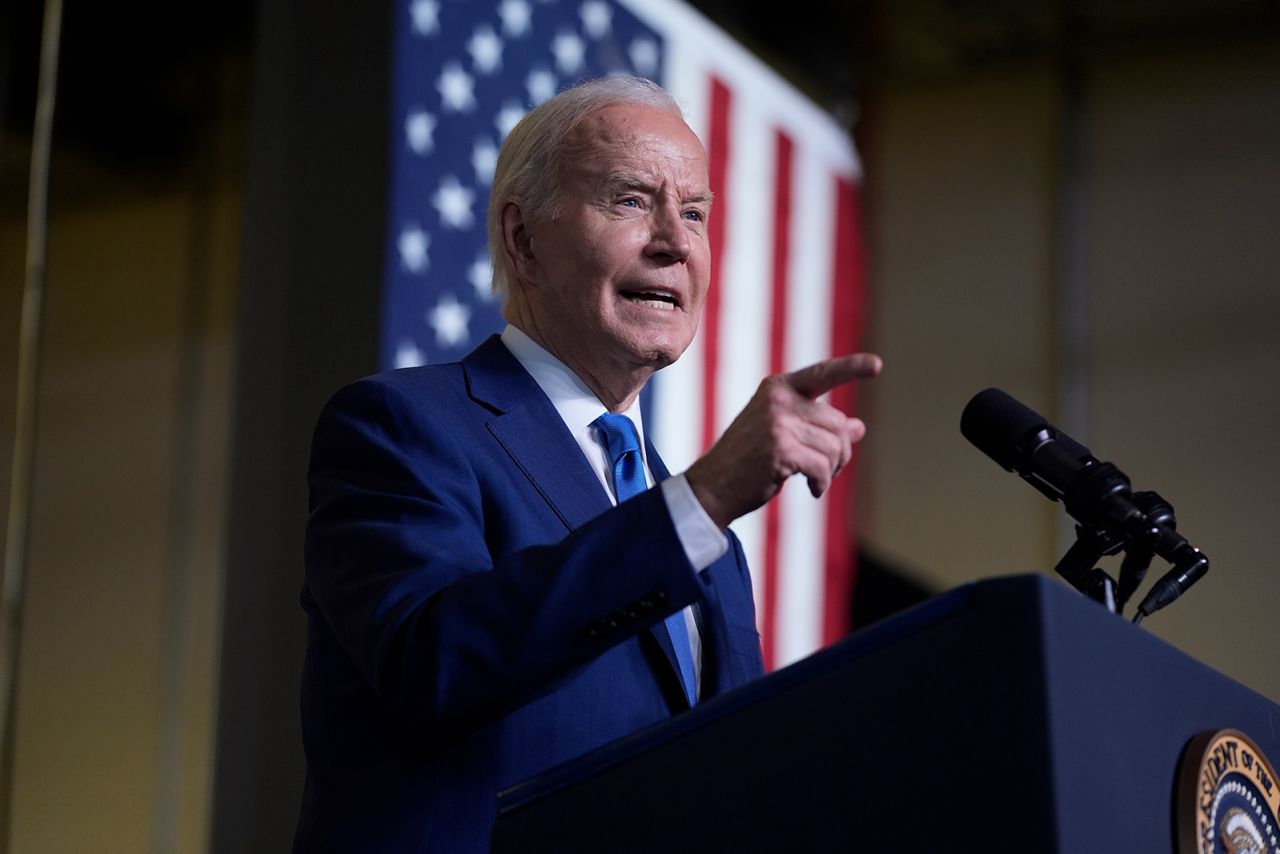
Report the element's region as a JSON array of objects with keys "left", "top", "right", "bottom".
[{"left": 491, "top": 574, "right": 1280, "bottom": 852}]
